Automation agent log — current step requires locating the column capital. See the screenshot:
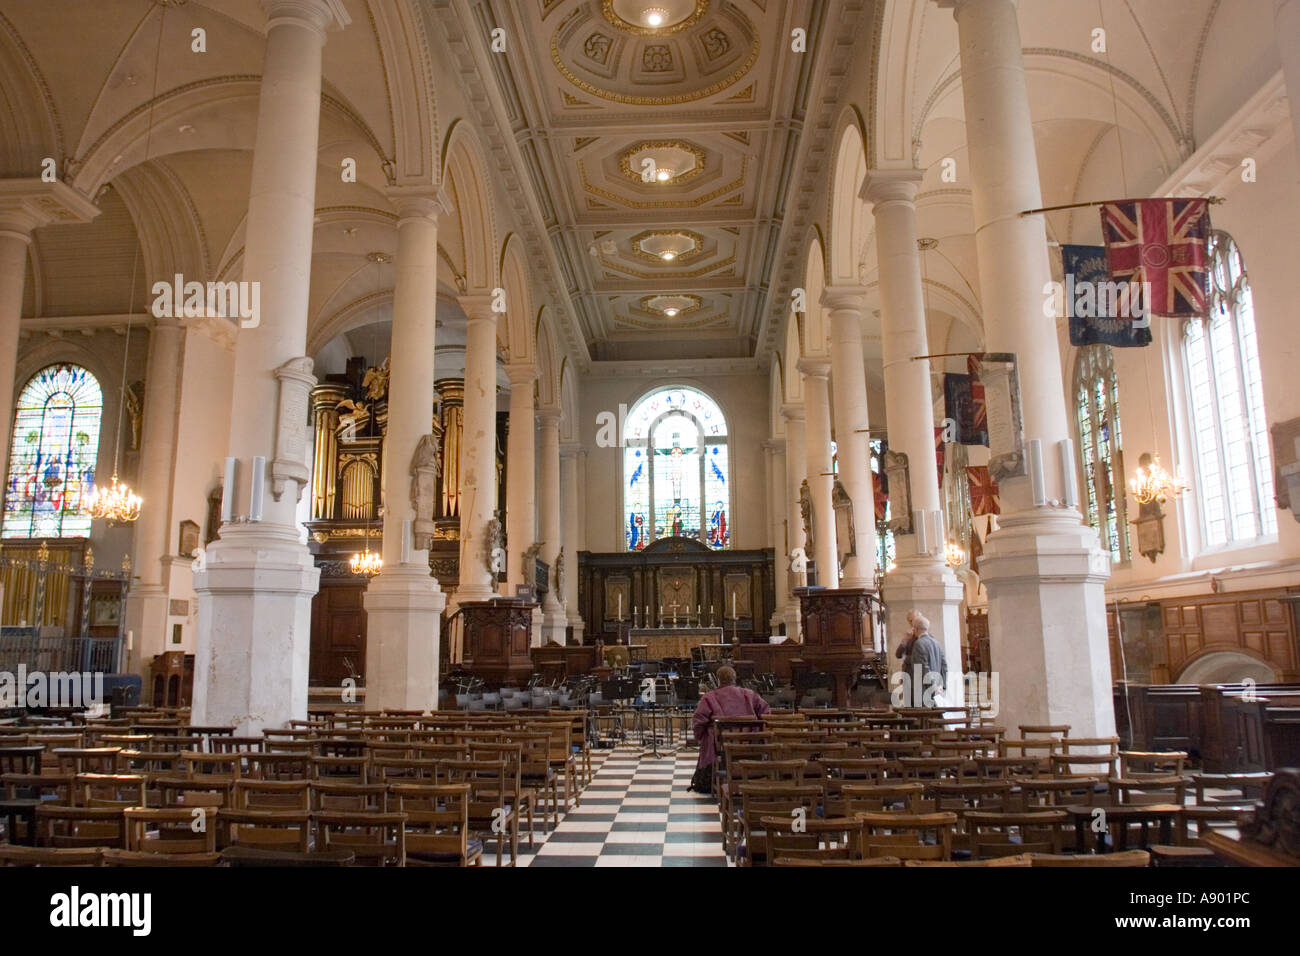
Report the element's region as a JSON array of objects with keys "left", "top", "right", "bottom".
[
  {"left": 0, "top": 179, "right": 99, "bottom": 240},
  {"left": 762, "top": 438, "right": 786, "bottom": 453},
  {"left": 821, "top": 285, "right": 868, "bottom": 313},
  {"left": 385, "top": 185, "right": 451, "bottom": 224},
  {"left": 504, "top": 362, "right": 537, "bottom": 387},
  {"left": 536, "top": 406, "right": 562, "bottom": 428},
  {"left": 262, "top": 0, "right": 351, "bottom": 38},
  {"left": 862, "top": 168, "right": 923, "bottom": 206},
  {"left": 780, "top": 403, "right": 806, "bottom": 423},
  {"left": 796, "top": 356, "right": 831, "bottom": 379},
  {"left": 458, "top": 293, "right": 498, "bottom": 324},
  {"left": 560, "top": 442, "right": 585, "bottom": 460}
]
